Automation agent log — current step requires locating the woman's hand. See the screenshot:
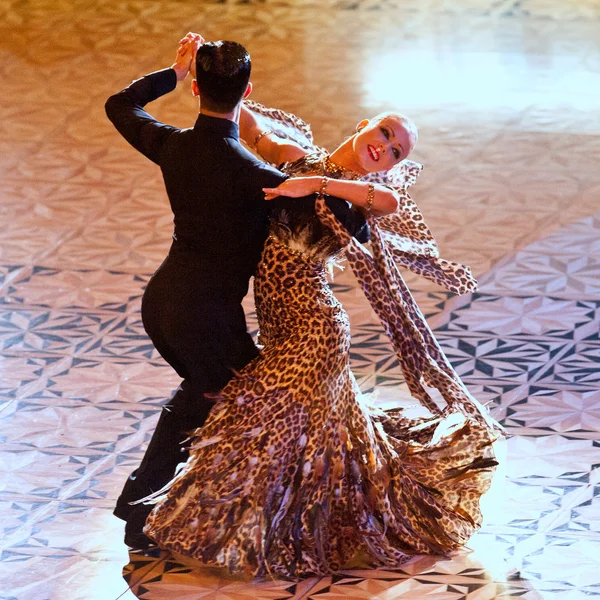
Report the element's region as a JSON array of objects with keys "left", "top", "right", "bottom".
[
  {"left": 172, "top": 37, "right": 196, "bottom": 82},
  {"left": 176, "top": 32, "right": 205, "bottom": 78},
  {"left": 263, "top": 176, "right": 320, "bottom": 201}
]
